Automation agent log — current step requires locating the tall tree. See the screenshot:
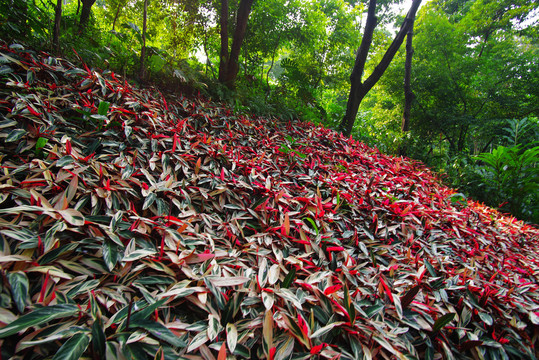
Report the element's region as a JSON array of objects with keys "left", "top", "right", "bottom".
[
  {"left": 52, "top": 0, "right": 62, "bottom": 53},
  {"left": 218, "top": 0, "right": 255, "bottom": 88},
  {"left": 401, "top": 13, "right": 417, "bottom": 133},
  {"left": 339, "top": 0, "right": 422, "bottom": 136},
  {"left": 397, "top": 1, "right": 538, "bottom": 155},
  {"left": 79, "top": 0, "right": 97, "bottom": 33}
]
